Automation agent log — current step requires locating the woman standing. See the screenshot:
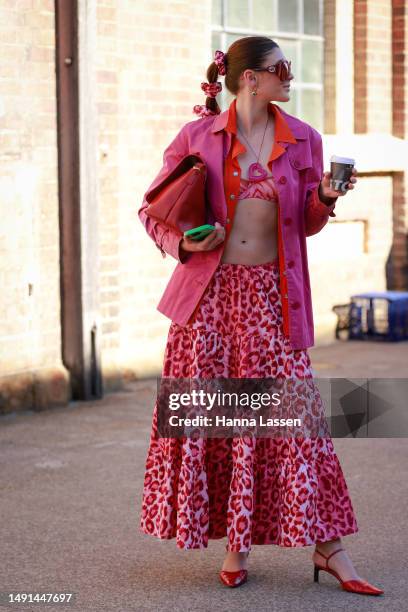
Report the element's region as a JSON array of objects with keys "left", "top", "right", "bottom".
[{"left": 138, "top": 36, "right": 383, "bottom": 596}]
